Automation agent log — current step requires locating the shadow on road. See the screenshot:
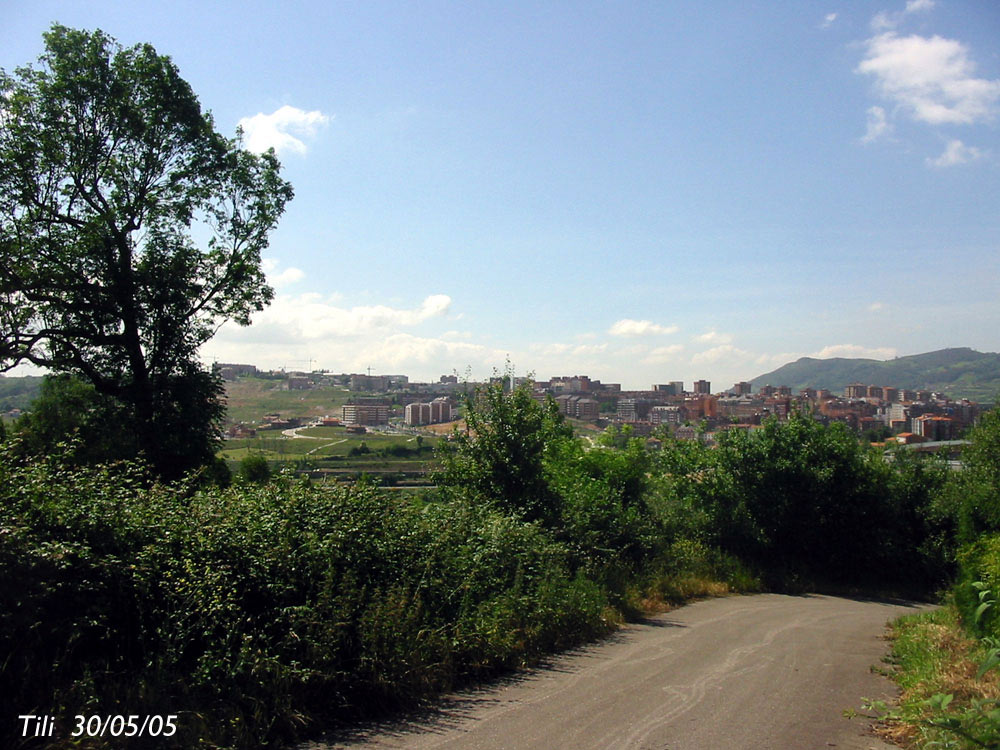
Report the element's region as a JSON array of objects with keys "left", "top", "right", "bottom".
[{"left": 304, "top": 644, "right": 606, "bottom": 748}]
